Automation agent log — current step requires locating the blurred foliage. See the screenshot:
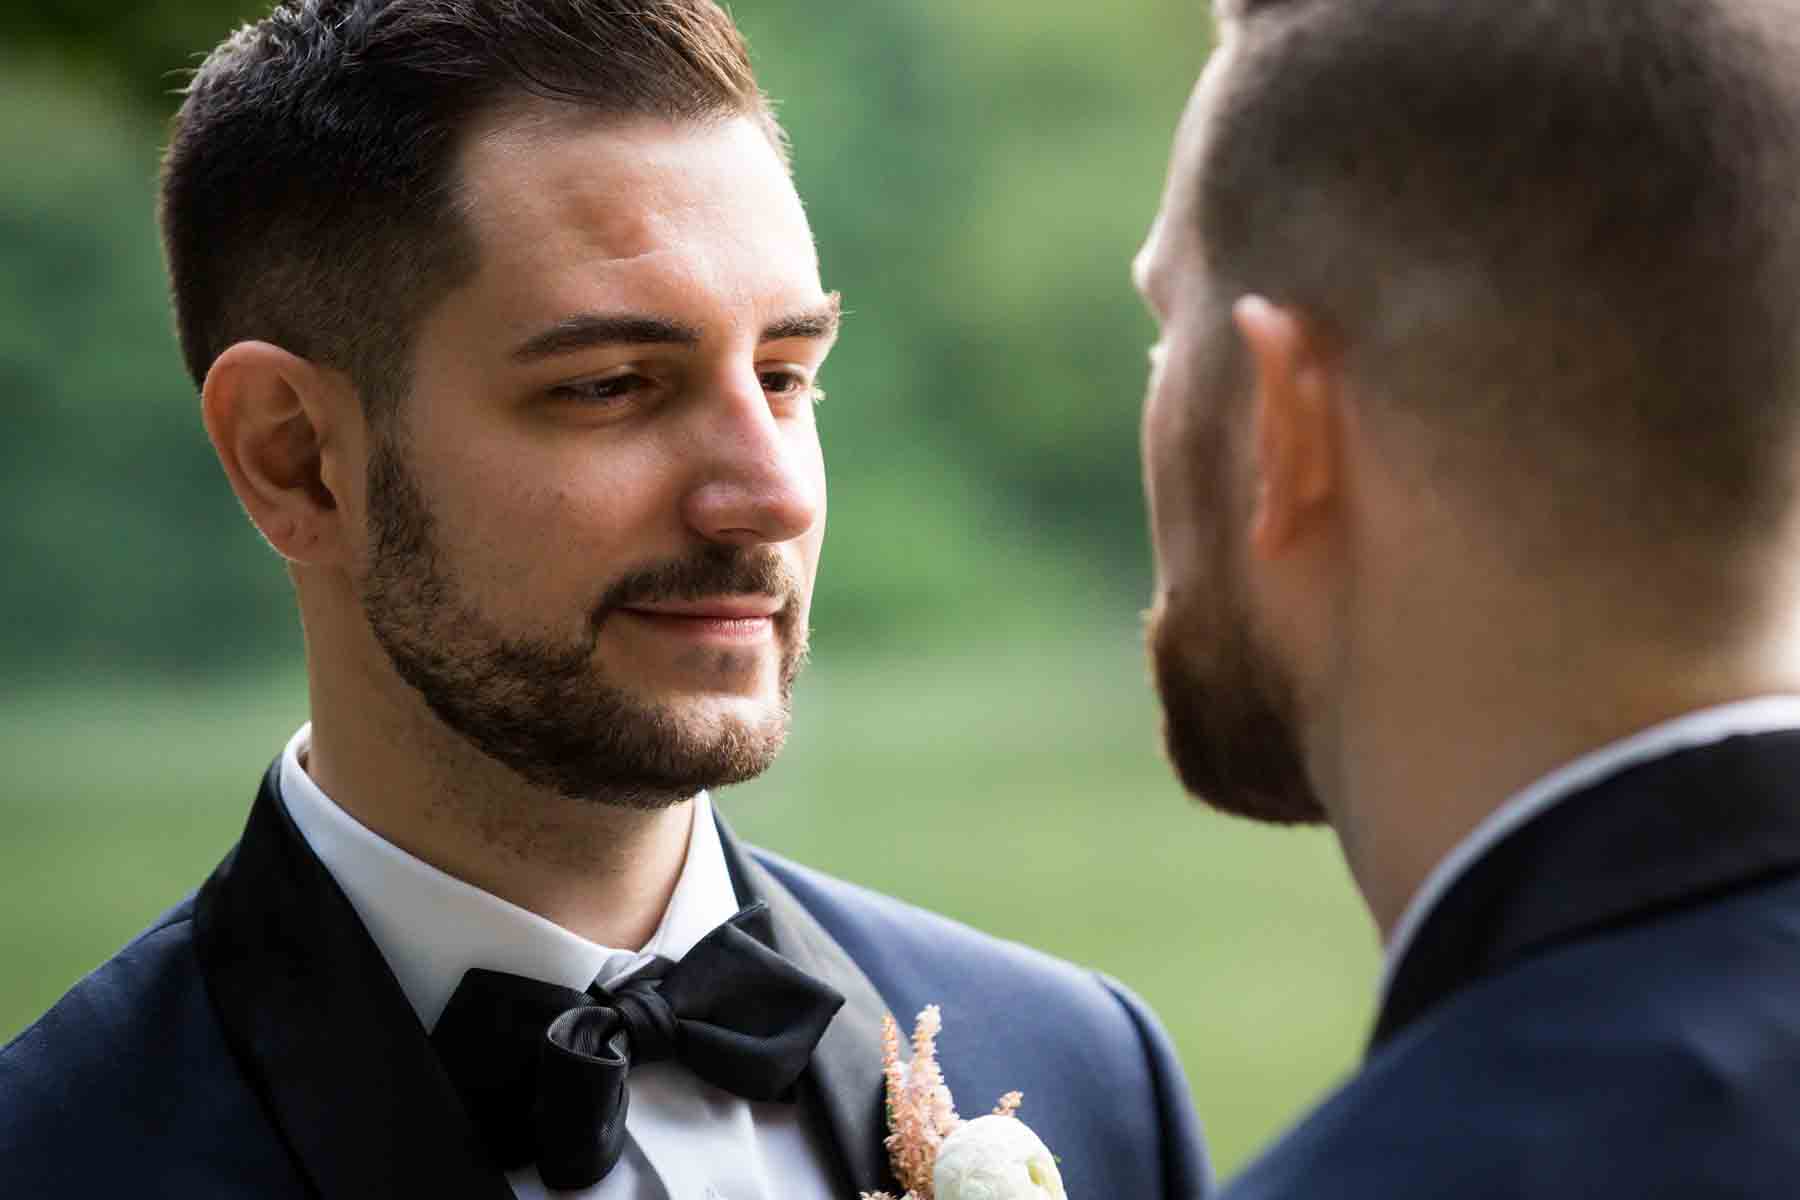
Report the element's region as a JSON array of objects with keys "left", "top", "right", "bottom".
[
  {"left": 1, "top": 1, "right": 273, "bottom": 110},
  {"left": 1, "top": 2, "right": 1207, "bottom": 675},
  {"left": 0, "top": 61, "right": 302, "bottom": 677}
]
